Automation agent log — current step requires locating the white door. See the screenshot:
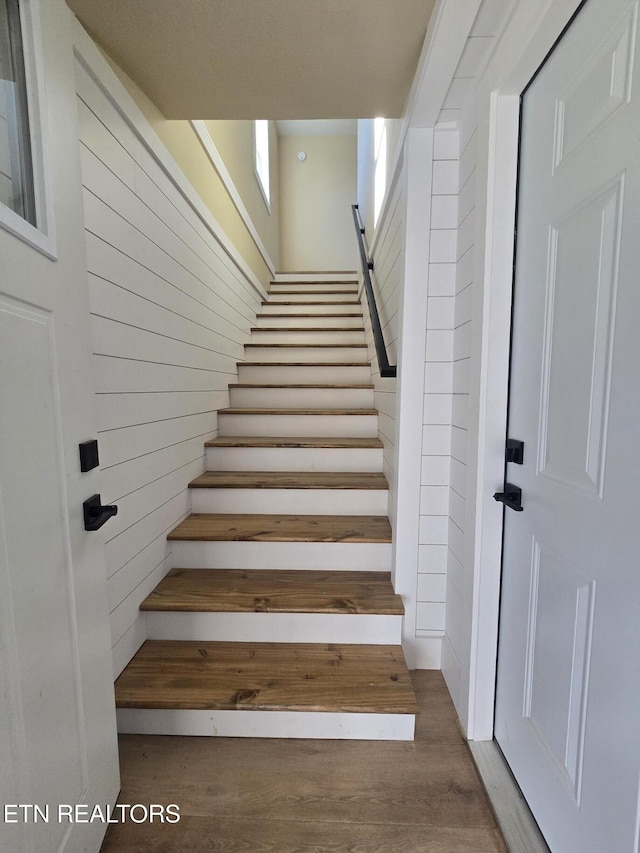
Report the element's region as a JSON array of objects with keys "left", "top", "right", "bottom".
[
  {"left": 495, "top": 0, "right": 640, "bottom": 850},
  {"left": 0, "top": 2, "right": 119, "bottom": 852}
]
